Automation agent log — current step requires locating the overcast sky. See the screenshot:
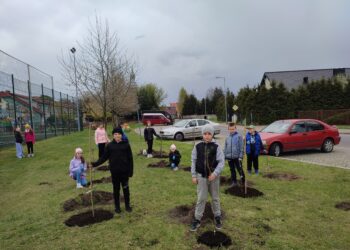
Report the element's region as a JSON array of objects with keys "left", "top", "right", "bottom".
[{"left": 1, "top": 0, "right": 350, "bottom": 103}]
